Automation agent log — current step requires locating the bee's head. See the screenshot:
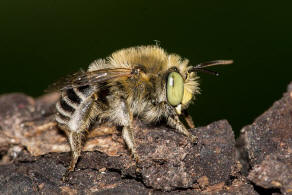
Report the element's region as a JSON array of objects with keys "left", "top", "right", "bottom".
[{"left": 165, "top": 60, "right": 233, "bottom": 114}]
